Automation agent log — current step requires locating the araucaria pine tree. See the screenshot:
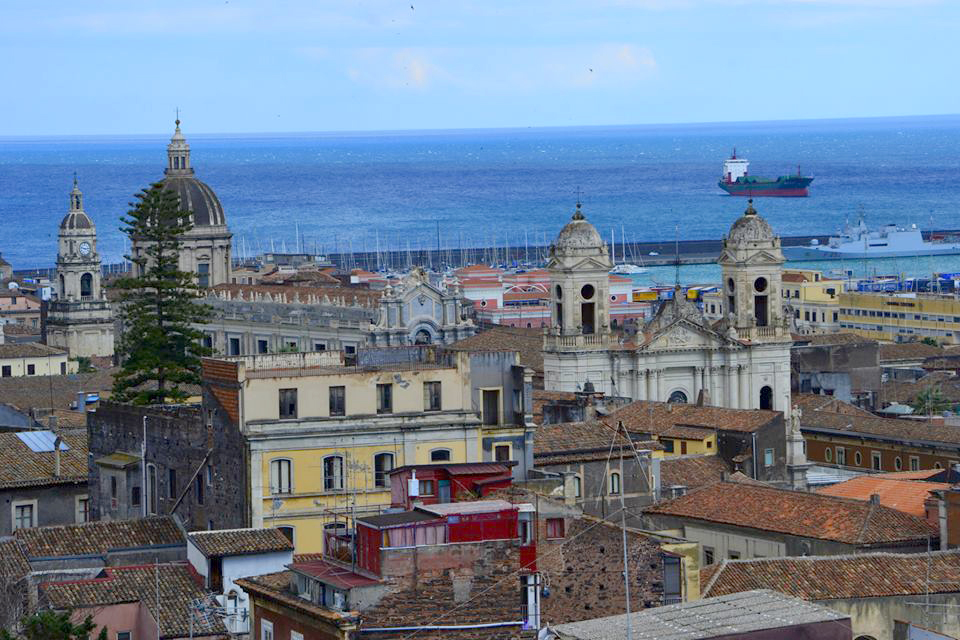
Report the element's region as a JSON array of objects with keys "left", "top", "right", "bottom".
[{"left": 111, "top": 182, "right": 212, "bottom": 404}]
